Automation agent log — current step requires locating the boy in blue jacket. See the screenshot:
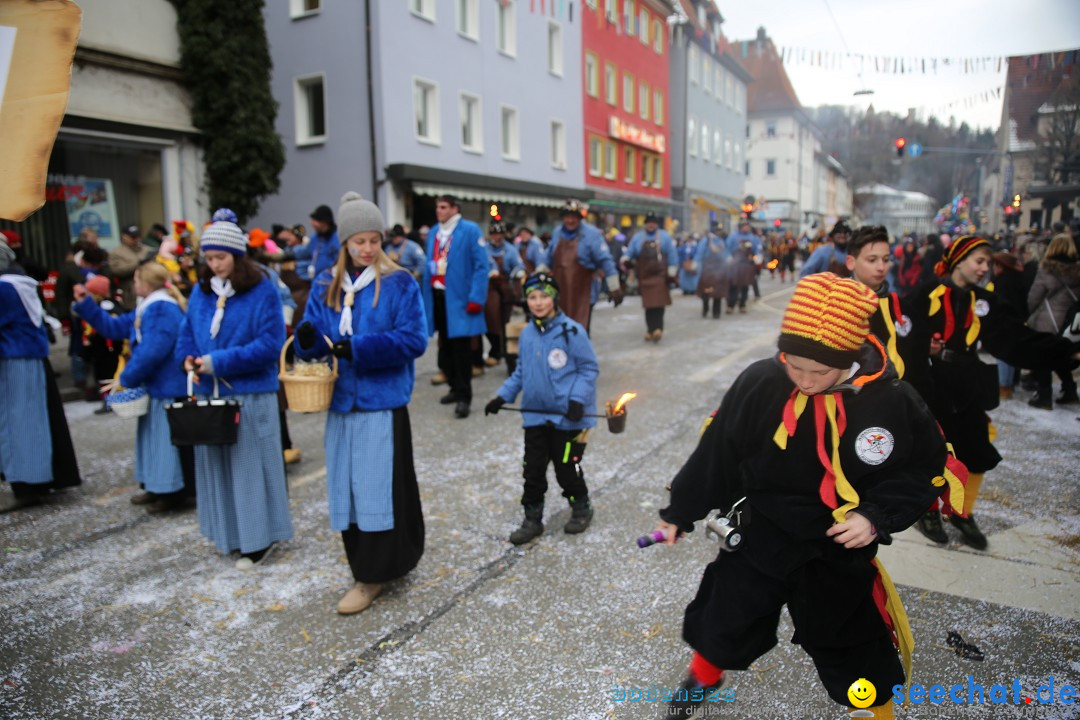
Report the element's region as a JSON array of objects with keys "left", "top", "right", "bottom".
[{"left": 485, "top": 273, "right": 600, "bottom": 544}]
